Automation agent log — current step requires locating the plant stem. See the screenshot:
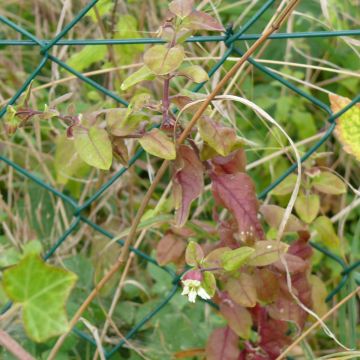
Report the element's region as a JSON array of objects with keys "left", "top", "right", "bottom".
[
  {"left": 0, "top": 330, "right": 35, "bottom": 360},
  {"left": 162, "top": 76, "right": 171, "bottom": 127},
  {"left": 48, "top": 2, "right": 300, "bottom": 358}
]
